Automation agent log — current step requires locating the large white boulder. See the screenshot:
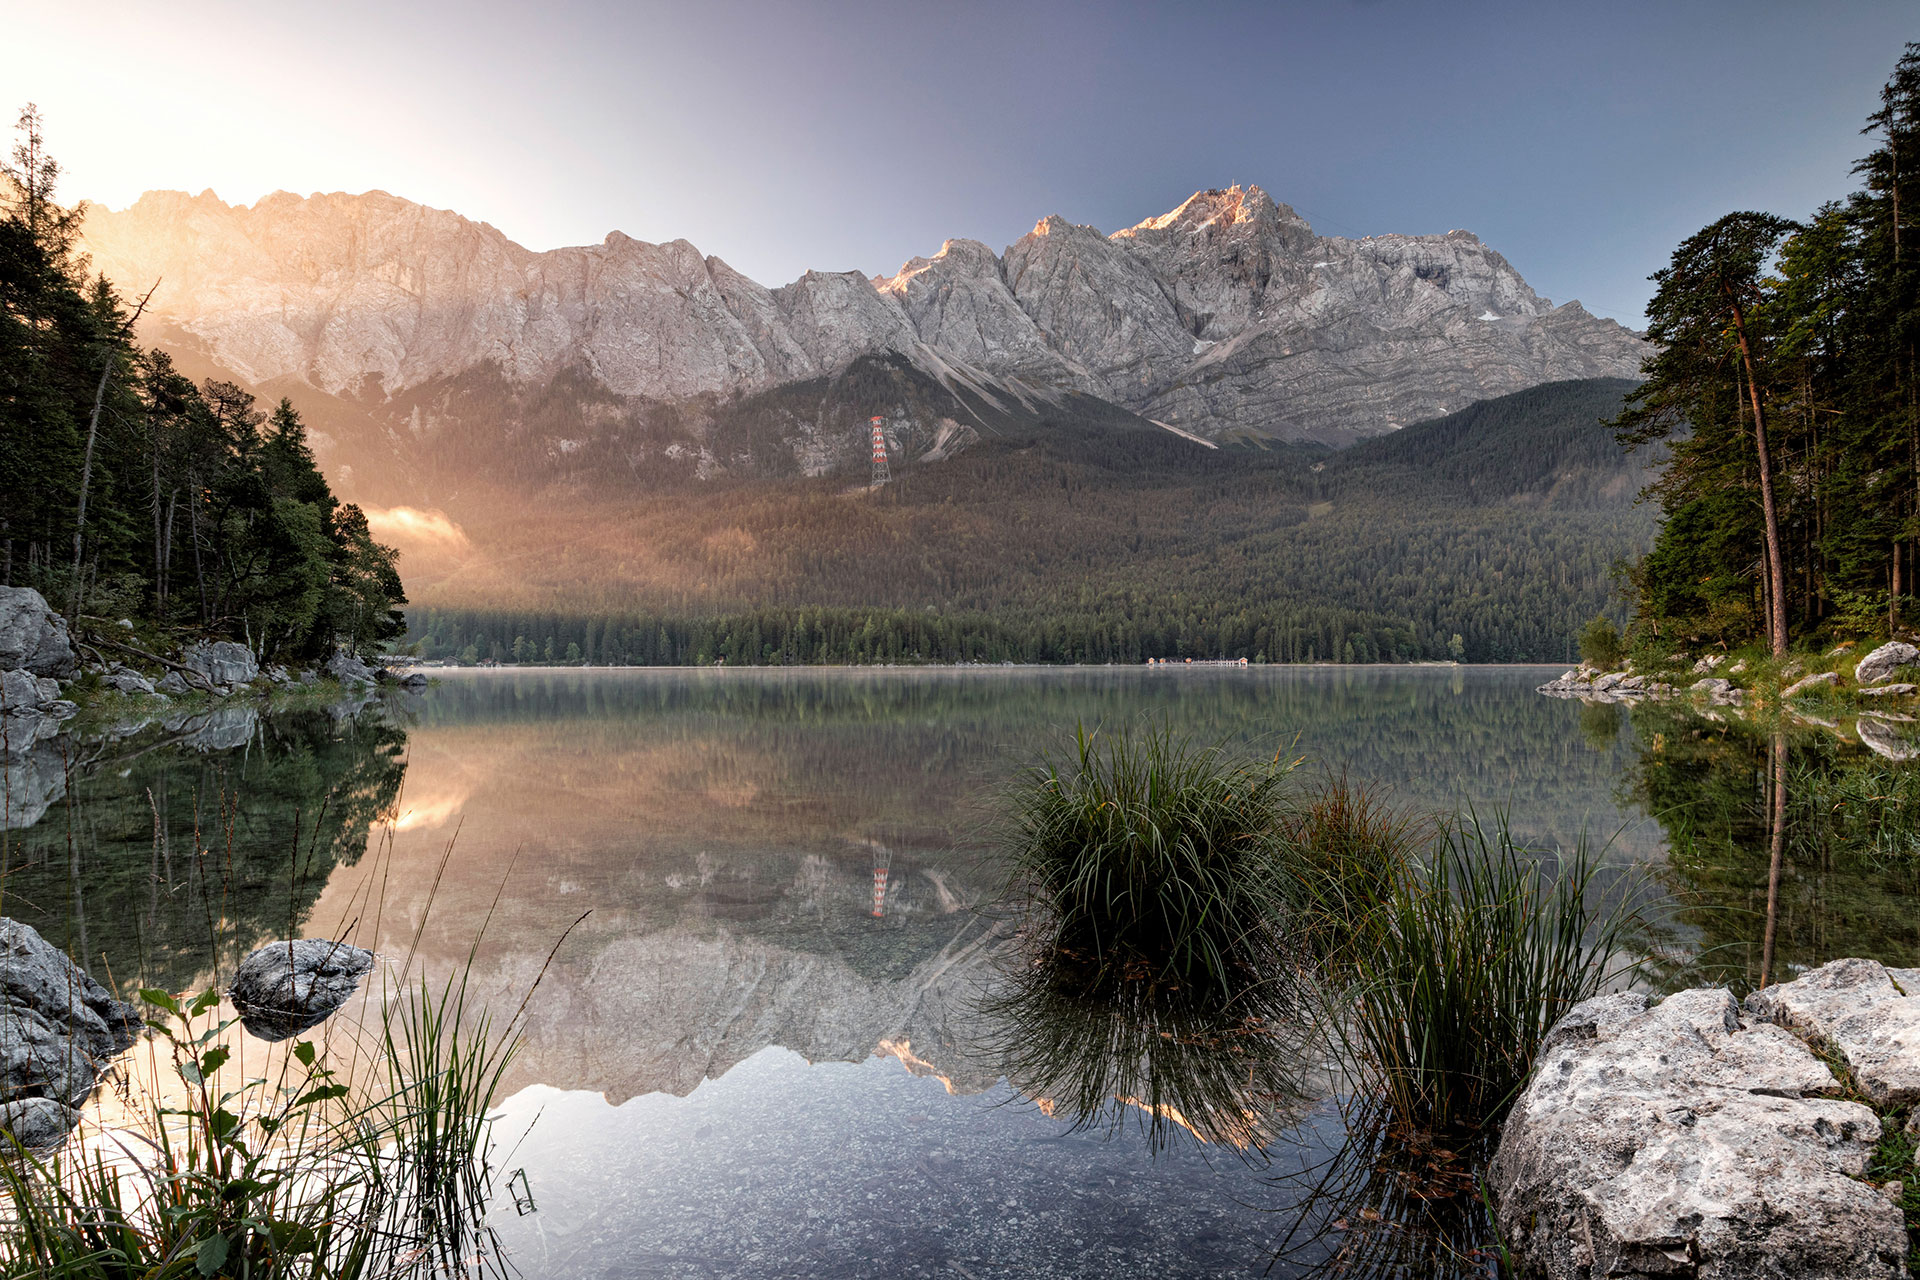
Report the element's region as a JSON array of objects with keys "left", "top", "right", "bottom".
[{"left": 1491, "top": 984, "right": 1909, "bottom": 1280}]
